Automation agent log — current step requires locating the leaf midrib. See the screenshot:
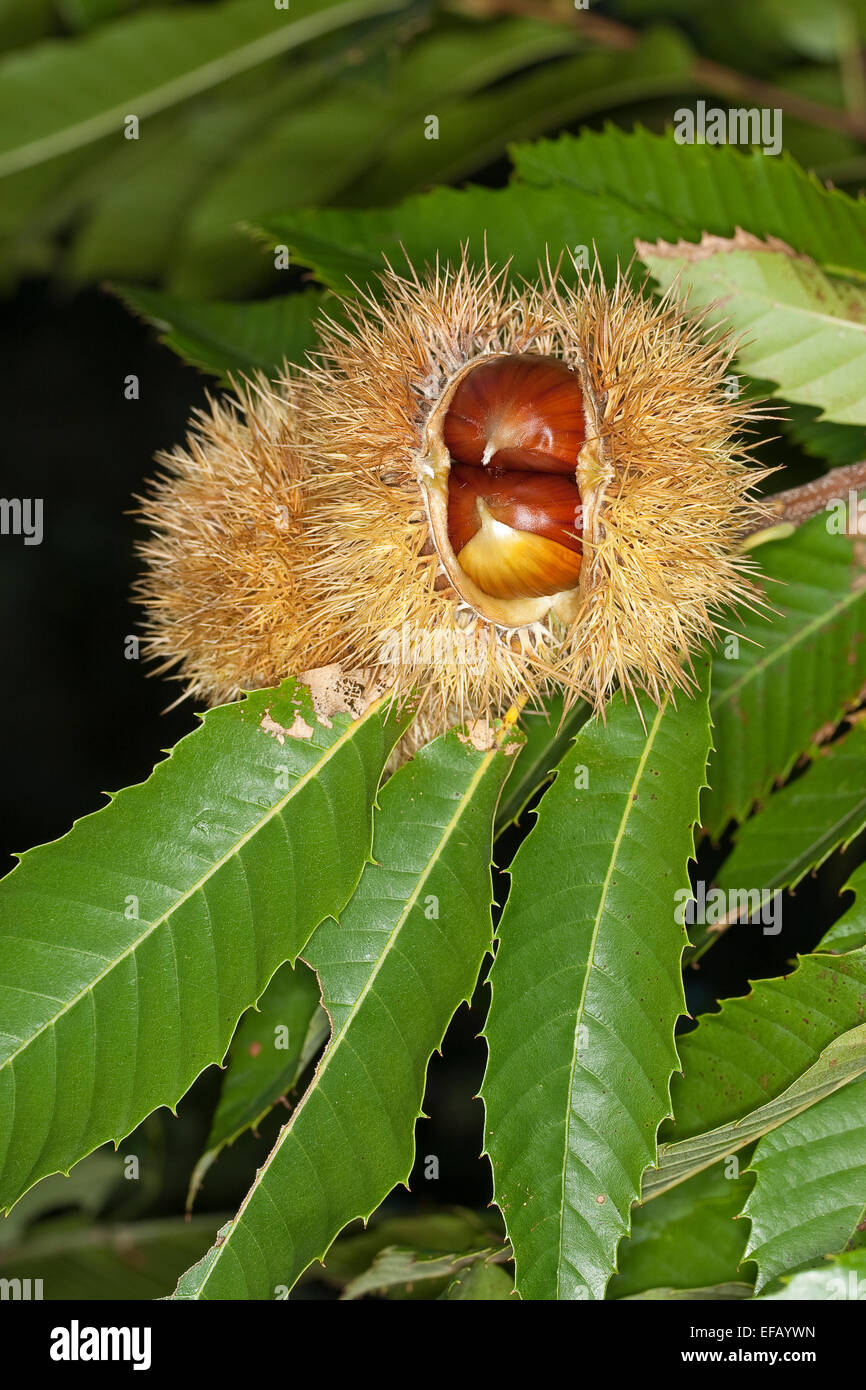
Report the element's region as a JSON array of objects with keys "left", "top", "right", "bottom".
[
  {"left": 556, "top": 698, "right": 668, "bottom": 1297},
  {"left": 0, "top": 701, "right": 385, "bottom": 1075}
]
